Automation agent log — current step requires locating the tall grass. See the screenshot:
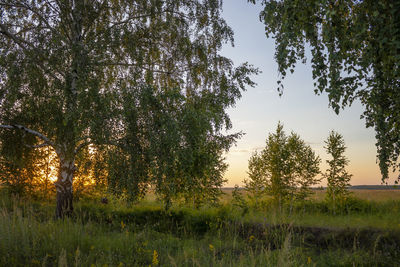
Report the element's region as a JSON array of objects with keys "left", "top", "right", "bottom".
[
  {"left": 1, "top": 191, "right": 400, "bottom": 266},
  {"left": 0, "top": 202, "right": 296, "bottom": 266}
]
